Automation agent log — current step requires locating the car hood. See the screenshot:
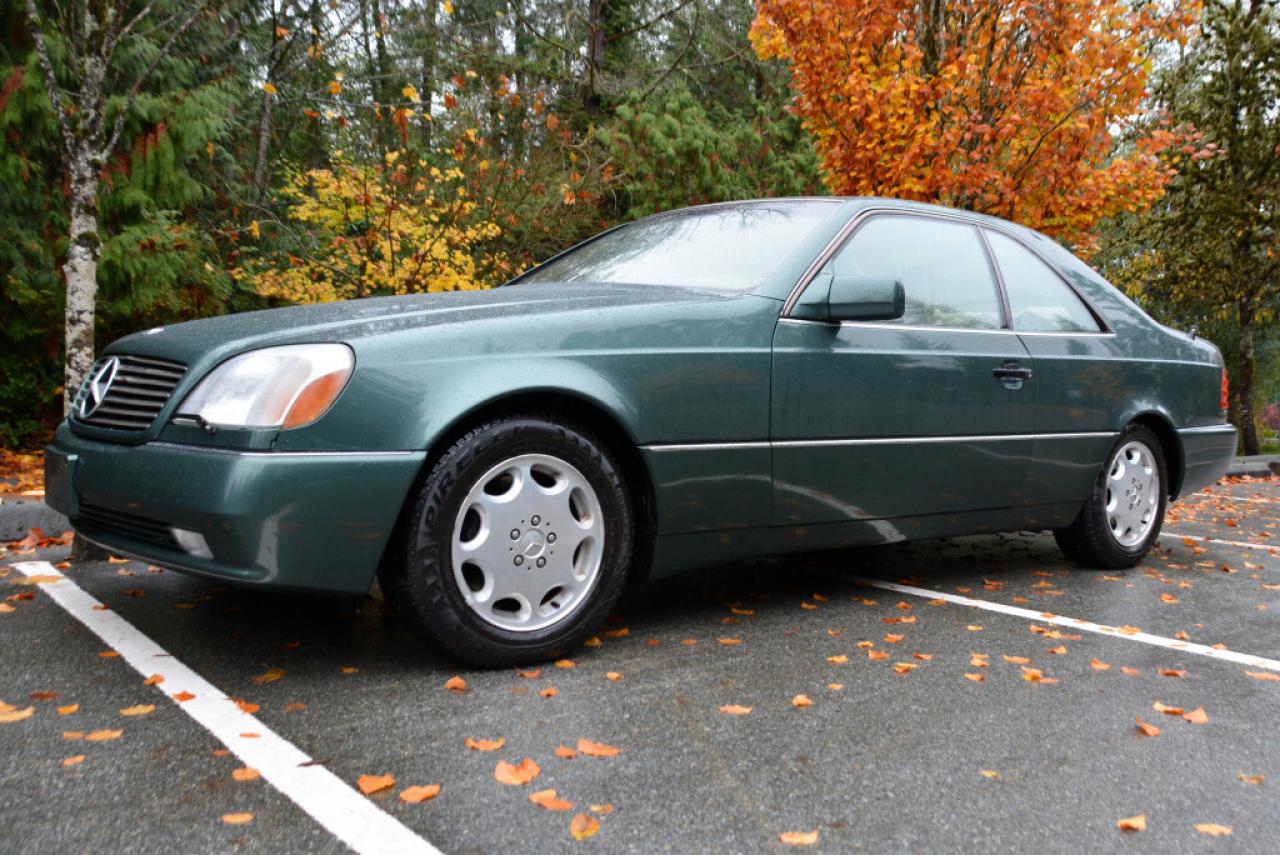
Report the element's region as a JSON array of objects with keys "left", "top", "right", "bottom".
[{"left": 106, "top": 282, "right": 739, "bottom": 365}]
